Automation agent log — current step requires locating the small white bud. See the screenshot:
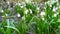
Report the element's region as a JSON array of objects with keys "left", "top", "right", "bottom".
[
  {"left": 20, "top": 6, "right": 24, "bottom": 8},
  {"left": 29, "top": 9, "right": 32, "bottom": 14},
  {"left": 53, "top": 7, "right": 56, "bottom": 12},
  {"left": 25, "top": 9, "right": 29, "bottom": 14},
  {"left": 54, "top": 14, "right": 57, "bottom": 17},
  {"left": 17, "top": 13, "right": 20, "bottom": 17},
  {"left": 42, "top": 18, "right": 44, "bottom": 20},
  {"left": 22, "top": 16, "right": 25, "bottom": 20},
  {"left": 37, "top": 7, "right": 39, "bottom": 10},
  {"left": 50, "top": 4, "right": 52, "bottom": 7},
  {"left": 1, "top": 10, "right": 4, "bottom": 13},
  {"left": 40, "top": 12, "right": 45, "bottom": 16},
  {"left": 7, "top": 1, "right": 10, "bottom": 5},
  {"left": 45, "top": 2, "right": 47, "bottom": 5},
  {"left": 18, "top": 3, "right": 21, "bottom": 5}
]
